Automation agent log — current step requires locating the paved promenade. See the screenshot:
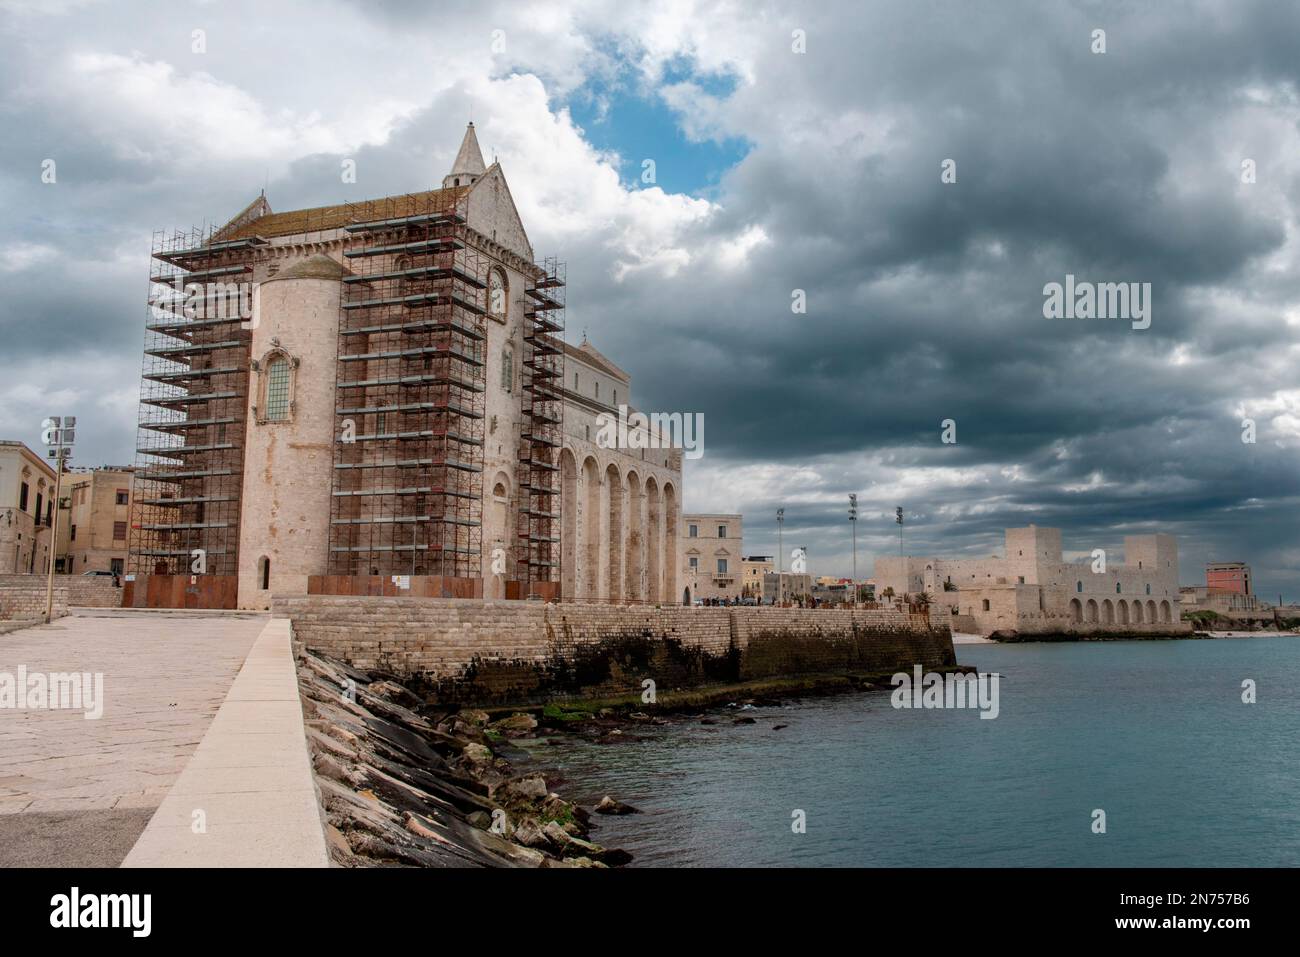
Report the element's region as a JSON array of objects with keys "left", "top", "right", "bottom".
[
  {"left": 0, "top": 611, "right": 264, "bottom": 866},
  {"left": 122, "top": 617, "right": 329, "bottom": 867}
]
